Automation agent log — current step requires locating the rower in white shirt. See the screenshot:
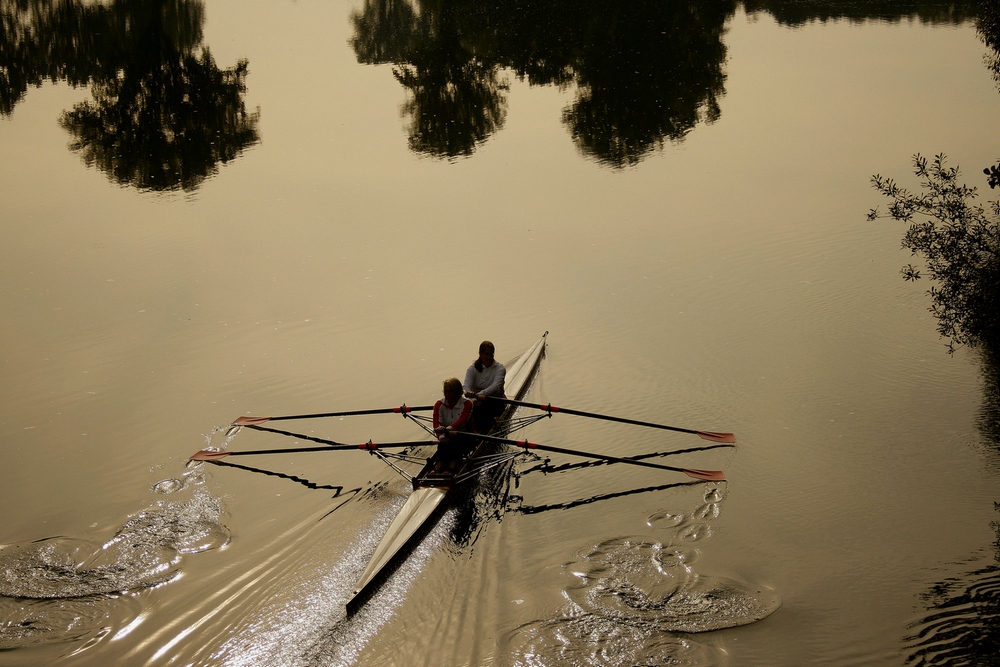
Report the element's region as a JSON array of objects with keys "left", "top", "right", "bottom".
[{"left": 463, "top": 340, "right": 506, "bottom": 433}]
